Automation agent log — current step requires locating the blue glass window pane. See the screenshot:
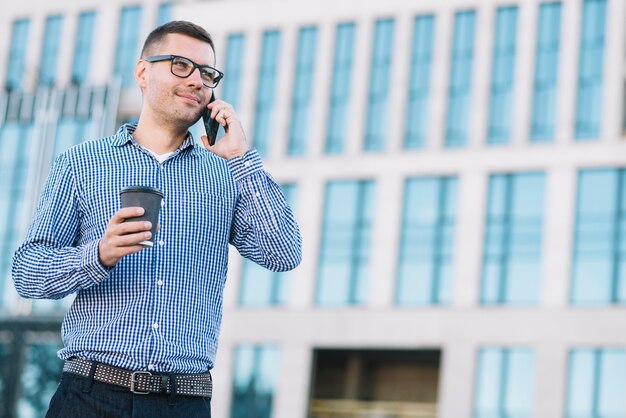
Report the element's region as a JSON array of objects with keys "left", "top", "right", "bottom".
[
  {"left": 445, "top": 11, "right": 476, "bottom": 148},
  {"left": 487, "top": 7, "right": 518, "bottom": 145},
  {"left": 482, "top": 173, "right": 545, "bottom": 305},
  {"left": 0, "top": 124, "right": 37, "bottom": 307},
  {"left": 253, "top": 31, "right": 281, "bottom": 157},
  {"left": 16, "top": 341, "right": 64, "bottom": 417},
  {"left": 575, "top": 0, "right": 607, "bottom": 140},
  {"left": 404, "top": 15, "right": 435, "bottom": 150},
  {"left": 531, "top": 3, "right": 561, "bottom": 142},
  {"left": 567, "top": 349, "right": 626, "bottom": 418},
  {"left": 397, "top": 177, "right": 457, "bottom": 305},
  {"left": 239, "top": 185, "right": 297, "bottom": 306},
  {"left": 288, "top": 27, "right": 318, "bottom": 156},
  {"left": 317, "top": 181, "right": 375, "bottom": 306},
  {"left": 325, "top": 23, "right": 356, "bottom": 155},
  {"left": 572, "top": 169, "right": 626, "bottom": 305},
  {"left": 222, "top": 34, "right": 246, "bottom": 109},
  {"left": 474, "top": 348, "right": 534, "bottom": 418},
  {"left": 363, "top": 19, "right": 395, "bottom": 152},
  {"left": 5, "top": 19, "right": 30, "bottom": 90},
  {"left": 39, "top": 15, "right": 63, "bottom": 86},
  {"left": 231, "top": 345, "right": 280, "bottom": 418},
  {"left": 157, "top": 3, "right": 172, "bottom": 25},
  {"left": 71, "top": 12, "right": 96, "bottom": 84},
  {"left": 114, "top": 6, "right": 143, "bottom": 86}
]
